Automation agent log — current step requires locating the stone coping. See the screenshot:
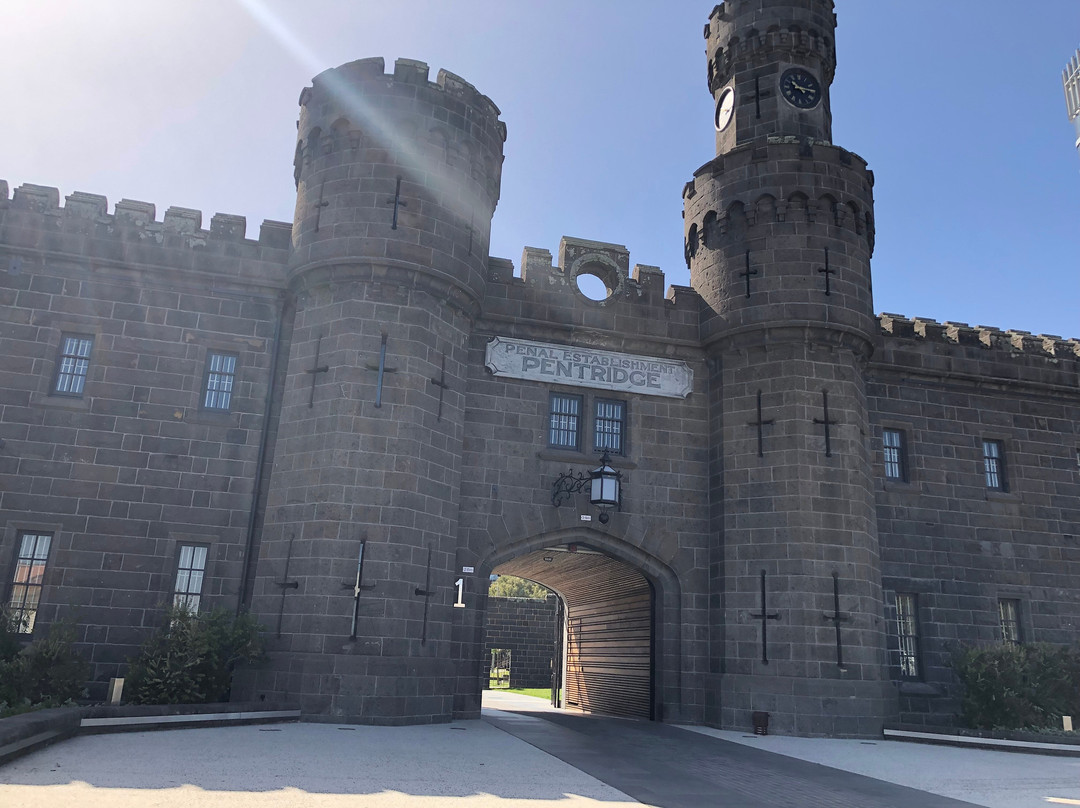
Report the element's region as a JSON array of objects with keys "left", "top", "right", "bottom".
[
  {"left": 883, "top": 727, "right": 1080, "bottom": 757},
  {"left": 0, "top": 702, "right": 299, "bottom": 764}
]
